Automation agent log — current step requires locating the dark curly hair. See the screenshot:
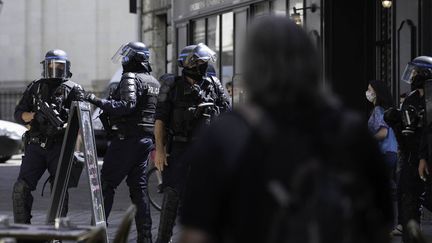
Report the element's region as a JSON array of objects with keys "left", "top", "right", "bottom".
[{"left": 369, "top": 80, "right": 394, "bottom": 109}]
